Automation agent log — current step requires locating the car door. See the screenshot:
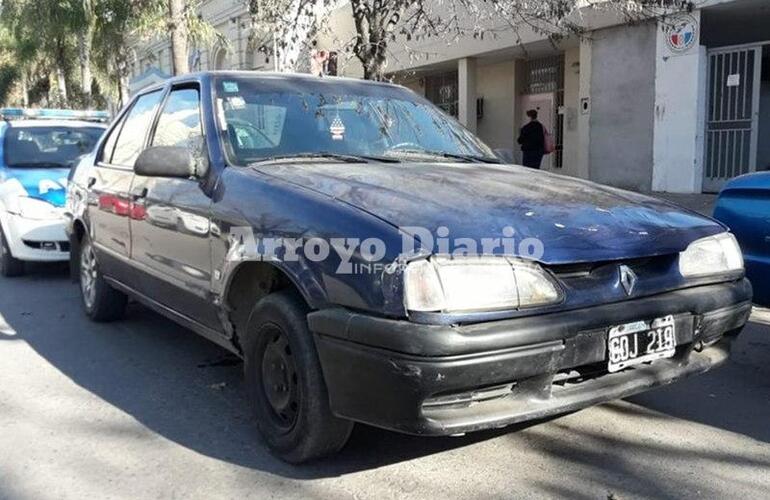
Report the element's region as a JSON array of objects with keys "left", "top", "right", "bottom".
[
  {"left": 88, "top": 89, "right": 164, "bottom": 284},
  {"left": 129, "top": 84, "right": 219, "bottom": 330}
]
